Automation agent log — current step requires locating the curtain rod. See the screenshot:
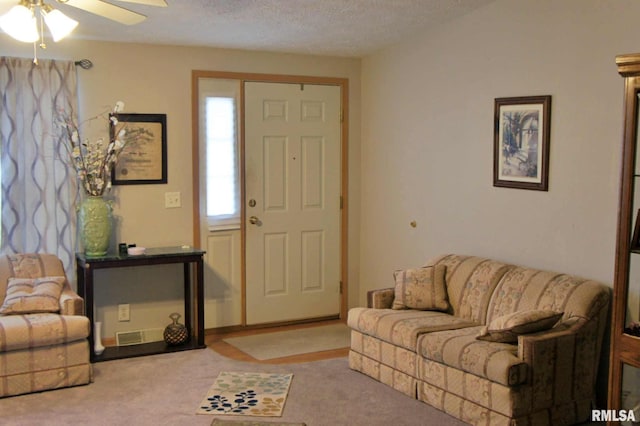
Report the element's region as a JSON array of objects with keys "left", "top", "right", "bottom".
[{"left": 74, "top": 59, "right": 93, "bottom": 70}]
